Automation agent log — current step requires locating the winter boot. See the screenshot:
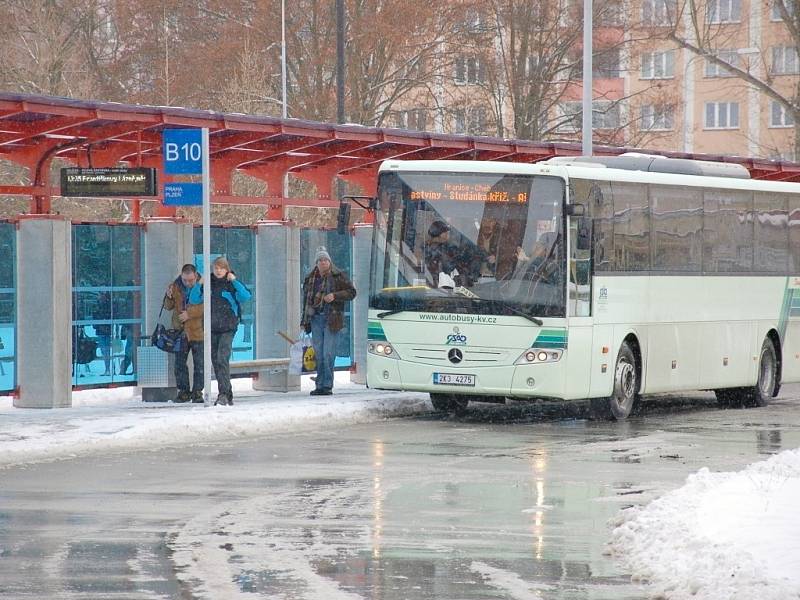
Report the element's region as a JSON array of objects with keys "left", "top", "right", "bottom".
[{"left": 175, "top": 390, "right": 191, "bottom": 403}]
